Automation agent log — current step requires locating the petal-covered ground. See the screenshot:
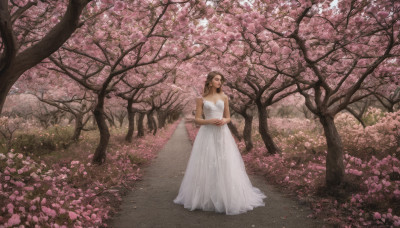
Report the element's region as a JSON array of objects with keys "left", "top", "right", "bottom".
[{"left": 0, "top": 119, "right": 180, "bottom": 227}]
